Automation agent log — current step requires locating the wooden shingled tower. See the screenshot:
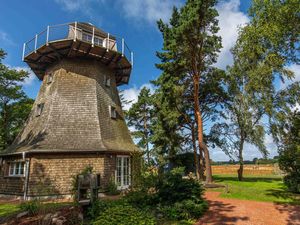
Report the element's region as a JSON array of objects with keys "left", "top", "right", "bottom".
[{"left": 9, "top": 22, "right": 136, "bottom": 153}]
